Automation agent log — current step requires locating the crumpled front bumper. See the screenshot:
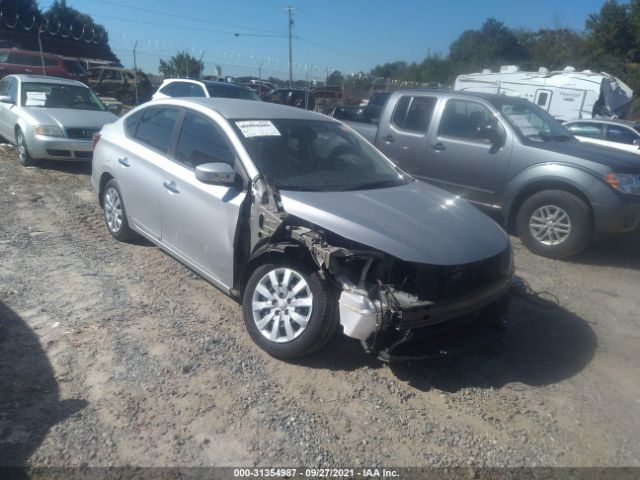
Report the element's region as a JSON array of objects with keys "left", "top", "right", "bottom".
[{"left": 338, "top": 277, "right": 513, "bottom": 362}]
